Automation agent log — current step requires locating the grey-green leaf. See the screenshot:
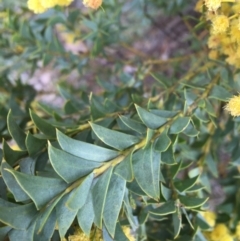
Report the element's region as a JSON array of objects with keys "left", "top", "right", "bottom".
[
  {"left": 7, "top": 110, "right": 26, "bottom": 150},
  {"left": 77, "top": 192, "right": 95, "bottom": 236},
  {"left": 114, "top": 154, "right": 133, "bottom": 182},
  {"left": 1, "top": 160, "right": 29, "bottom": 202},
  {"left": 25, "top": 132, "right": 47, "bottom": 156},
  {"left": 103, "top": 174, "right": 126, "bottom": 237},
  {"left": 119, "top": 115, "right": 146, "bottom": 134},
  {"left": 154, "top": 128, "right": 171, "bottom": 152},
  {"left": 132, "top": 144, "right": 160, "bottom": 199},
  {"left": 209, "top": 85, "right": 231, "bottom": 101},
  {"left": 161, "top": 145, "right": 176, "bottom": 165},
  {"left": 135, "top": 105, "right": 167, "bottom": 129},
  {"left": 30, "top": 110, "right": 56, "bottom": 138},
  {"left": 57, "top": 130, "right": 119, "bottom": 162},
  {"left": 36, "top": 192, "right": 64, "bottom": 234},
  {"left": 90, "top": 123, "right": 140, "bottom": 151},
  {"left": 56, "top": 193, "right": 78, "bottom": 238},
  {"left": 92, "top": 167, "right": 113, "bottom": 228},
  {"left": 173, "top": 211, "right": 182, "bottom": 239},
  {"left": 149, "top": 201, "right": 176, "bottom": 216},
  {"left": 34, "top": 209, "right": 57, "bottom": 241},
  {"left": 6, "top": 169, "right": 68, "bottom": 210},
  {"left": 174, "top": 175, "right": 199, "bottom": 192},
  {"left": 48, "top": 143, "right": 101, "bottom": 183},
  {"left": 150, "top": 109, "right": 178, "bottom": 118},
  {"left": 66, "top": 173, "right": 94, "bottom": 210},
  {"left": 0, "top": 226, "right": 12, "bottom": 241},
  {"left": 0, "top": 202, "right": 37, "bottom": 230},
  {"left": 8, "top": 221, "right": 36, "bottom": 241},
  {"left": 3, "top": 140, "right": 27, "bottom": 166},
  {"left": 161, "top": 183, "right": 172, "bottom": 201},
  {"left": 183, "top": 122, "right": 199, "bottom": 137},
  {"left": 179, "top": 195, "right": 208, "bottom": 208},
  {"left": 170, "top": 117, "right": 191, "bottom": 134}
]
